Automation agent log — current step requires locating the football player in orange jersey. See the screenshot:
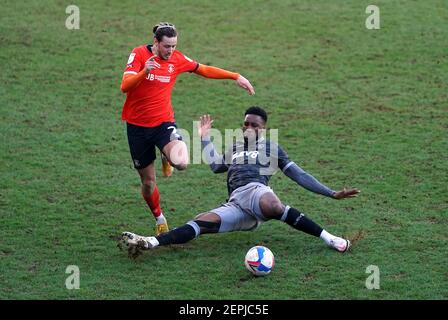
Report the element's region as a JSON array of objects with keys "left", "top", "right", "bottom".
[{"left": 120, "top": 22, "right": 255, "bottom": 236}]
